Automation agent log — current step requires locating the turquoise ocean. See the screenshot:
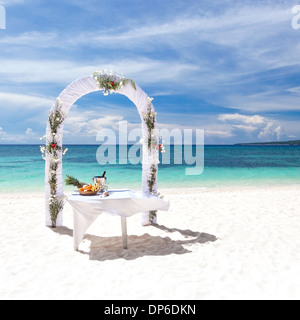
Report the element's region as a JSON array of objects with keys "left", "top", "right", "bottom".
[{"left": 1, "top": 145, "right": 300, "bottom": 193}]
